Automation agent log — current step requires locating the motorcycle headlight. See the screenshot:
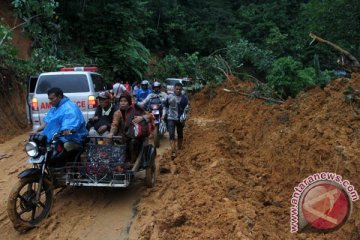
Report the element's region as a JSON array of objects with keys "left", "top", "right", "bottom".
[
  {"left": 151, "top": 104, "right": 159, "bottom": 109},
  {"left": 25, "top": 141, "right": 38, "bottom": 157}
]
